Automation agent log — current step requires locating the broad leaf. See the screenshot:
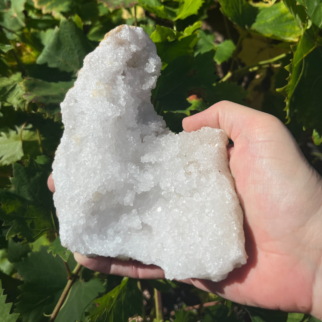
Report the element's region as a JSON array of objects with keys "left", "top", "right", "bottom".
[
  {"left": 246, "top": 306, "right": 288, "bottom": 322},
  {"left": 0, "top": 126, "right": 40, "bottom": 166},
  {"left": 203, "top": 304, "right": 239, "bottom": 322},
  {"left": 0, "top": 157, "right": 55, "bottom": 242},
  {"left": 37, "top": 19, "right": 94, "bottom": 73},
  {"left": 176, "top": 0, "right": 203, "bottom": 21},
  {"left": 32, "top": 0, "right": 73, "bottom": 13},
  {"left": 0, "top": 0, "right": 26, "bottom": 31},
  {"left": 88, "top": 277, "right": 142, "bottom": 322},
  {"left": 48, "top": 236, "right": 72, "bottom": 262},
  {"left": 208, "top": 82, "right": 247, "bottom": 106},
  {"left": 283, "top": 0, "right": 307, "bottom": 29},
  {"left": 22, "top": 78, "right": 73, "bottom": 109},
  {"left": 55, "top": 279, "right": 105, "bottom": 322},
  {"left": 0, "top": 280, "right": 19, "bottom": 322},
  {"left": 13, "top": 247, "right": 76, "bottom": 322},
  {"left": 218, "top": 0, "right": 259, "bottom": 29},
  {"left": 287, "top": 313, "right": 309, "bottom": 321},
  {"left": 0, "top": 44, "right": 13, "bottom": 53},
  {"left": 138, "top": 0, "right": 177, "bottom": 21},
  {"left": 194, "top": 30, "right": 215, "bottom": 56},
  {"left": 0, "top": 74, "right": 26, "bottom": 111},
  {"left": 214, "top": 40, "right": 236, "bottom": 64},
  {"left": 0, "top": 190, "right": 54, "bottom": 242},
  {"left": 7, "top": 239, "right": 31, "bottom": 263},
  {"left": 251, "top": 2, "right": 302, "bottom": 42},
  {"left": 297, "top": 0, "right": 322, "bottom": 28}
]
